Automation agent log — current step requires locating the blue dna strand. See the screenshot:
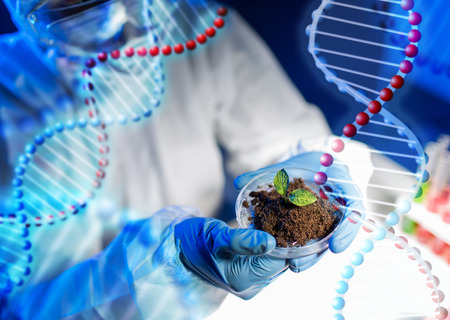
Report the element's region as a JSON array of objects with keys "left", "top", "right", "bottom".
[
  {"left": 0, "top": 217, "right": 32, "bottom": 296},
  {"left": 306, "top": 0, "right": 448, "bottom": 318},
  {"left": 1, "top": 114, "right": 109, "bottom": 295},
  {"left": 11, "top": 117, "right": 109, "bottom": 227},
  {"left": 82, "top": 51, "right": 165, "bottom": 125}
]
